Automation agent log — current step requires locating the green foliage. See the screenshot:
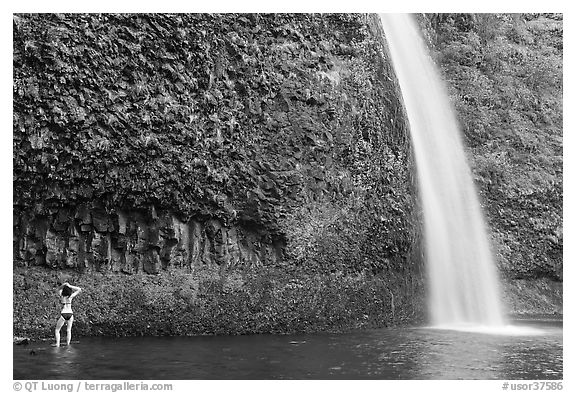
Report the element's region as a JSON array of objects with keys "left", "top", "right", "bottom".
[{"left": 425, "top": 13, "right": 562, "bottom": 280}]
